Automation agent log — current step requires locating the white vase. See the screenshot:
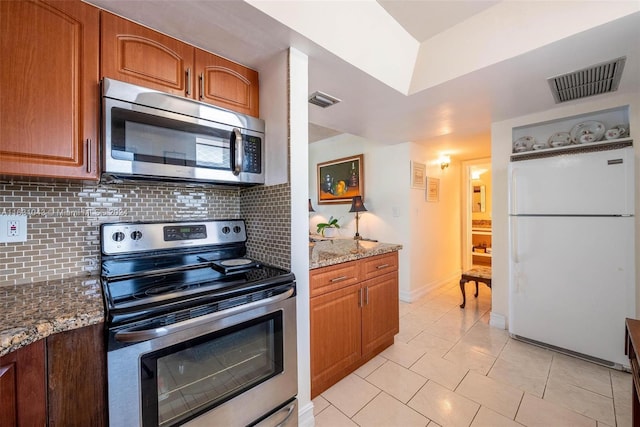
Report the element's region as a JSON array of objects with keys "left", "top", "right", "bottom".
[{"left": 322, "top": 227, "right": 338, "bottom": 238}]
